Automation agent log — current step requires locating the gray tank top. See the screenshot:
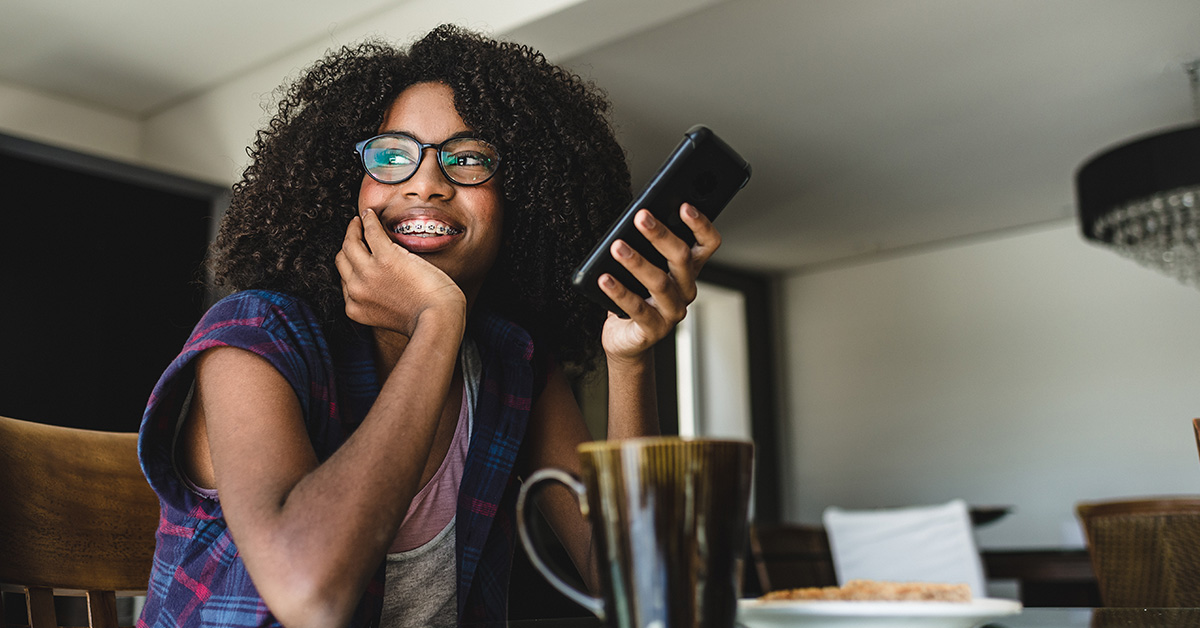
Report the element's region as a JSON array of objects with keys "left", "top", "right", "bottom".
[{"left": 381, "top": 518, "right": 458, "bottom": 627}]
